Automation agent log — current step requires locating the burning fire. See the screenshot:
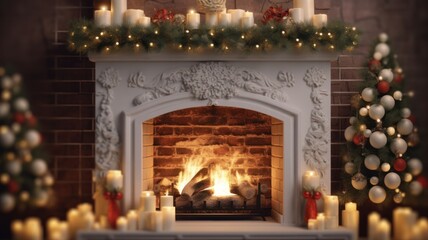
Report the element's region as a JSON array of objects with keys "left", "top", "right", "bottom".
[
  {"left": 176, "top": 156, "right": 207, "bottom": 194},
  {"left": 210, "top": 165, "right": 235, "bottom": 197}
]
